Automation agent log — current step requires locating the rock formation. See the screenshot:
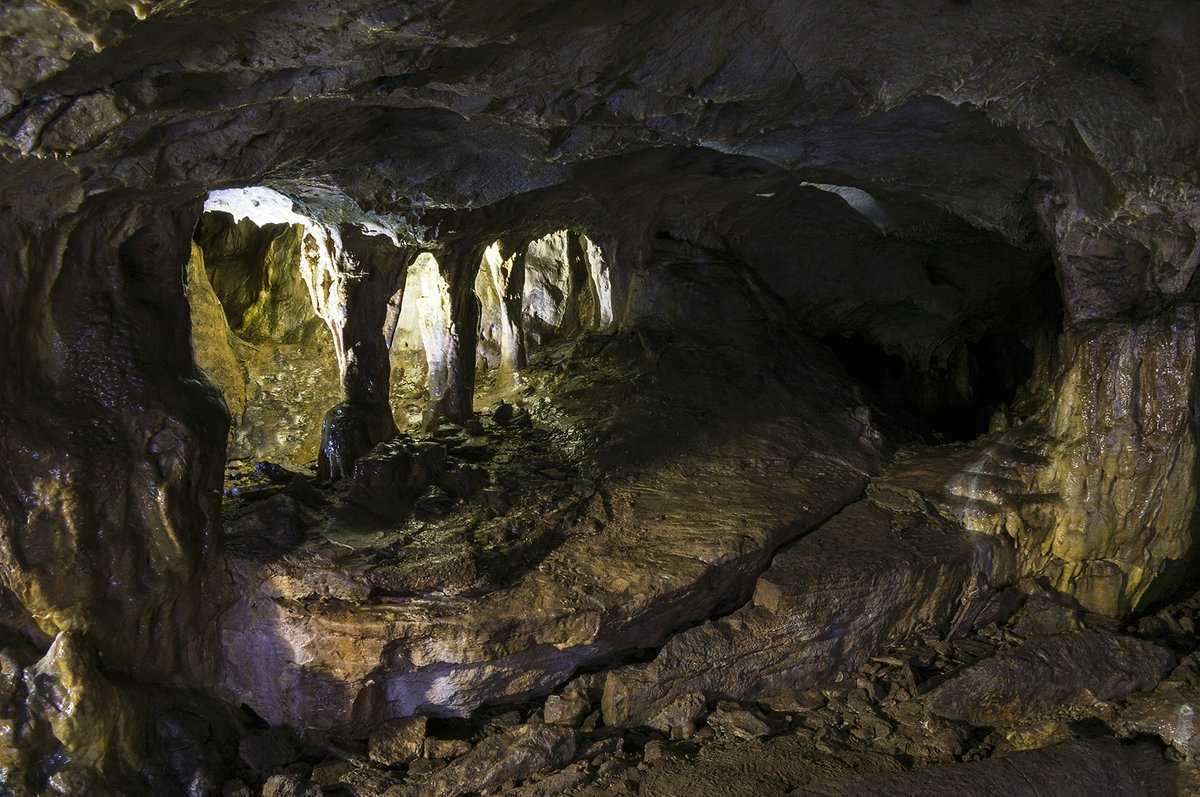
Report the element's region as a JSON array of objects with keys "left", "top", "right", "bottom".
[{"left": 1, "top": 0, "right": 1199, "bottom": 794}]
